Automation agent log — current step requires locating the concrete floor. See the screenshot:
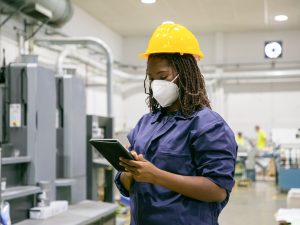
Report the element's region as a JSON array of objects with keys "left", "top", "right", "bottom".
[{"left": 219, "top": 180, "right": 287, "bottom": 225}]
